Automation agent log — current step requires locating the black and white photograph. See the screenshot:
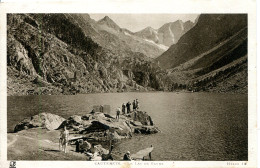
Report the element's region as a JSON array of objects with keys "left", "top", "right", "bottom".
[
  {"left": 6, "top": 13, "right": 248, "bottom": 161},
  {"left": 0, "top": 0, "right": 257, "bottom": 167}
]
